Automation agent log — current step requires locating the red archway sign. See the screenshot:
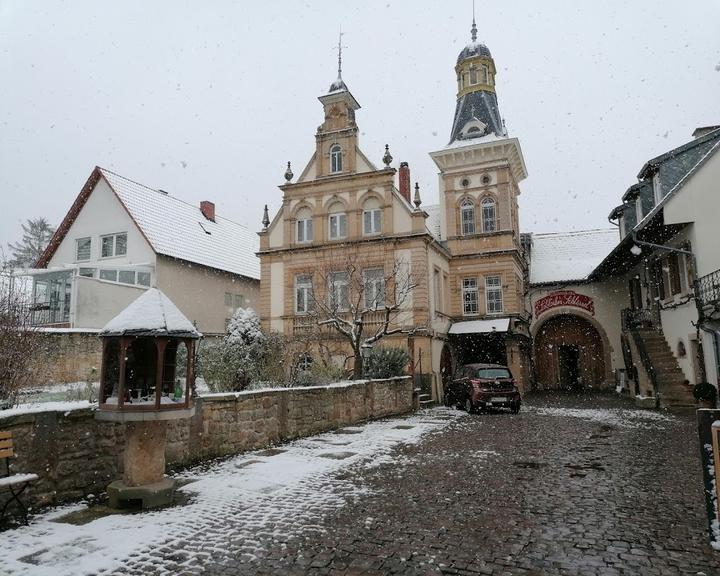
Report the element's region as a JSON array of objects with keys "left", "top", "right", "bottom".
[{"left": 534, "top": 291, "right": 595, "bottom": 318}]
